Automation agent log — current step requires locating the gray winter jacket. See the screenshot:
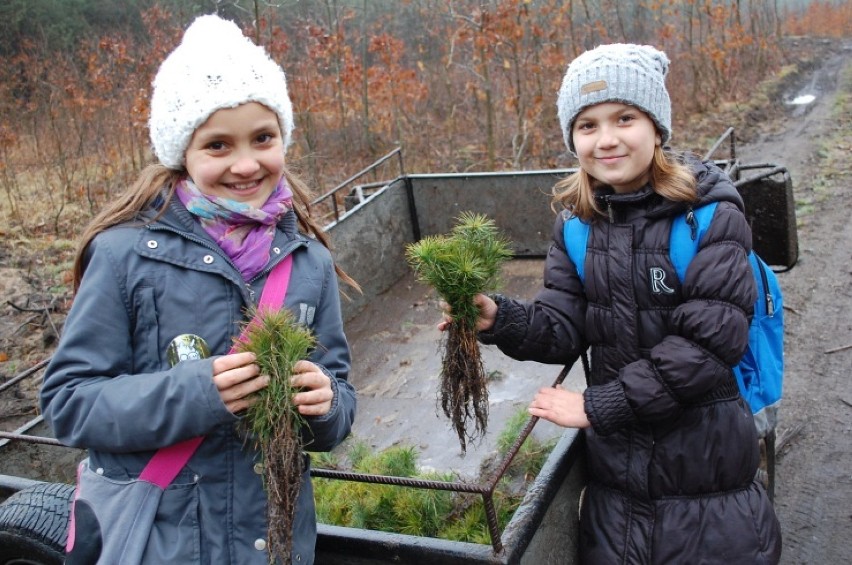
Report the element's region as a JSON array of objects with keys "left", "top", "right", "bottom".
[
  {"left": 481, "top": 157, "right": 781, "bottom": 564},
  {"left": 41, "top": 198, "right": 356, "bottom": 564}
]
